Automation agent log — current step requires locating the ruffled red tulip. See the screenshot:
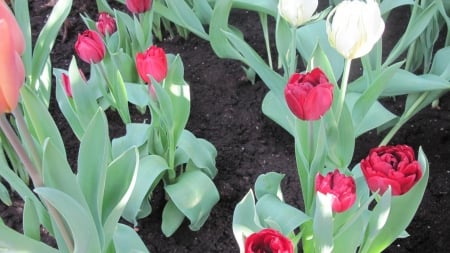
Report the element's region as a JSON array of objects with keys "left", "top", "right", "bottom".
[
  {"left": 136, "top": 45, "right": 168, "bottom": 84},
  {"left": 96, "top": 12, "right": 116, "bottom": 36},
  {"left": 0, "top": 5, "right": 25, "bottom": 114},
  {"left": 360, "top": 145, "right": 422, "bottom": 196},
  {"left": 284, "top": 68, "right": 333, "bottom": 121},
  {"left": 74, "top": 30, "right": 106, "bottom": 64},
  {"left": 315, "top": 169, "right": 356, "bottom": 213},
  {"left": 126, "top": 0, "right": 152, "bottom": 14},
  {"left": 245, "top": 228, "right": 294, "bottom": 253}
]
